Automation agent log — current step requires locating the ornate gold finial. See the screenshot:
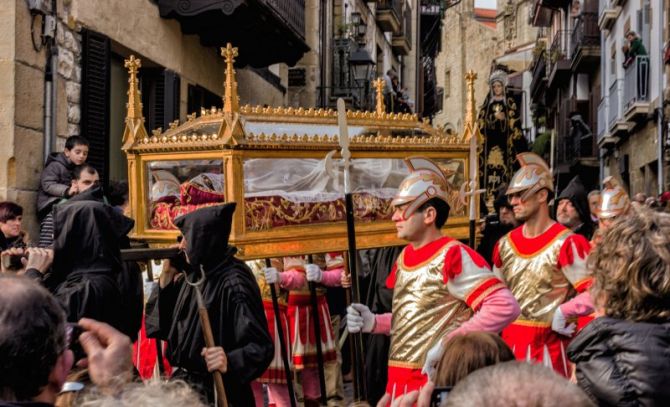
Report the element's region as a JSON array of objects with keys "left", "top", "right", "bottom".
[
  {"left": 221, "top": 43, "right": 240, "bottom": 114},
  {"left": 464, "top": 70, "right": 477, "bottom": 129},
  {"left": 124, "top": 56, "right": 143, "bottom": 121},
  {"left": 217, "top": 43, "right": 246, "bottom": 146},
  {"left": 374, "top": 78, "right": 385, "bottom": 115},
  {"left": 462, "top": 70, "right": 481, "bottom": 143},
  {"left": 122, "top": 55, "right": 148, "bottom": 150}
]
